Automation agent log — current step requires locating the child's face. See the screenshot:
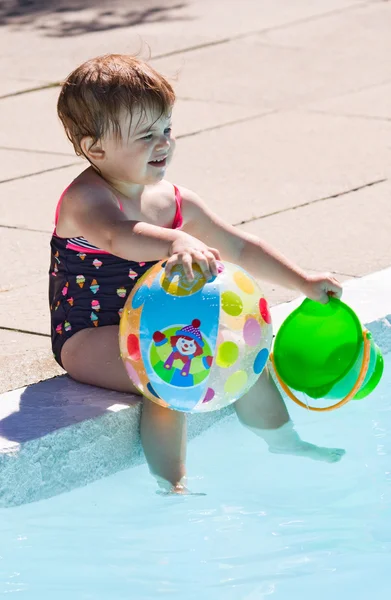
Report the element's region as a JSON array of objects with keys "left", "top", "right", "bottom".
[{"left": 100, "top": 104, "right": 175, "bottom": 185}]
